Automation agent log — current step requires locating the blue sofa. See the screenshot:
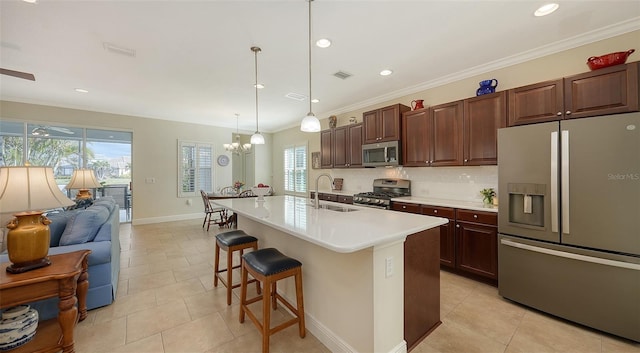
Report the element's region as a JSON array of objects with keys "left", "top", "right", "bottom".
[{"left": 0, "top": 197, "right": 121, "bottom": 320}]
